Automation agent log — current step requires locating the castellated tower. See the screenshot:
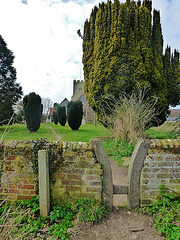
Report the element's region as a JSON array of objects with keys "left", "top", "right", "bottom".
[
  {"left": 71, "top": 79, "right": 96, "bottom": 123},
  {"left": 71, "top": 80, "right": 84, "bottom": 102}
]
